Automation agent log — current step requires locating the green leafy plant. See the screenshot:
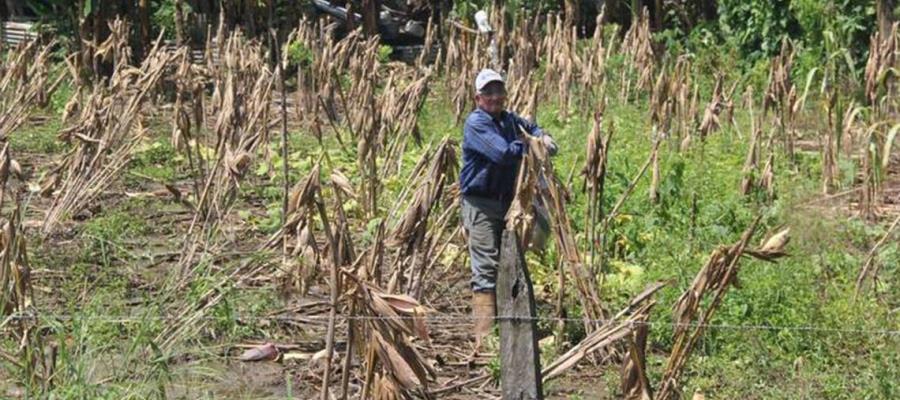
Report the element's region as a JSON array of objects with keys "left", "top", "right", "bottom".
[
  {"left": 286, "top": 39, "right": 314, "bottom": 67},
  {"left": 718, "top": 0, "right": 802, "bottom": 61},
  {"left": 377, "top": 44, "right": 393, "bottom": 63}
]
